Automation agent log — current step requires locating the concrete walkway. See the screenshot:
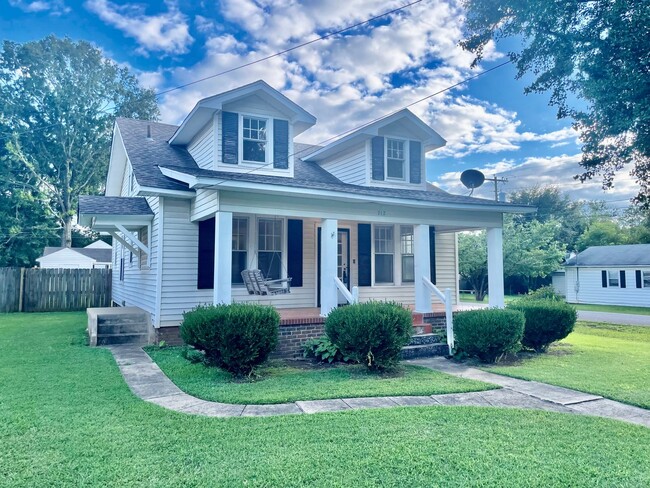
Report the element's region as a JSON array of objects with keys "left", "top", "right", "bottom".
[
  {"left": 577, "top": 310, "right": 650, "bottom": 326},
  {"left": 108, "top": 345, "right": 650, "bottom": 427}
]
